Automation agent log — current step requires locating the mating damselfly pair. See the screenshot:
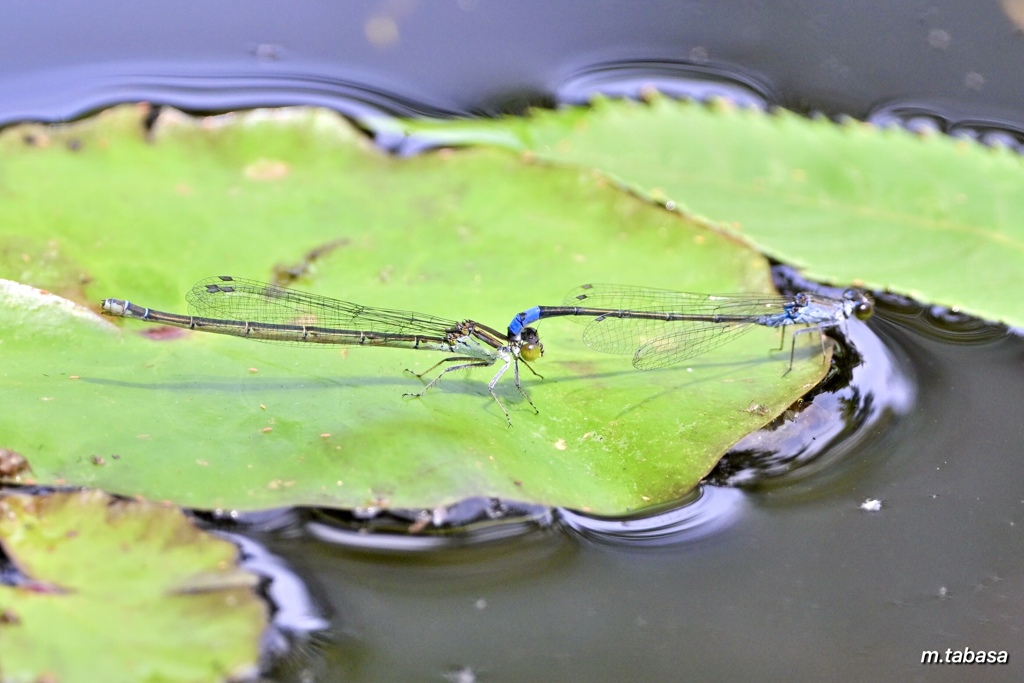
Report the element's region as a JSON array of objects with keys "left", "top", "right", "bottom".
[{"left": 101, "top": 276, "right": 873, "bottom": 425}]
